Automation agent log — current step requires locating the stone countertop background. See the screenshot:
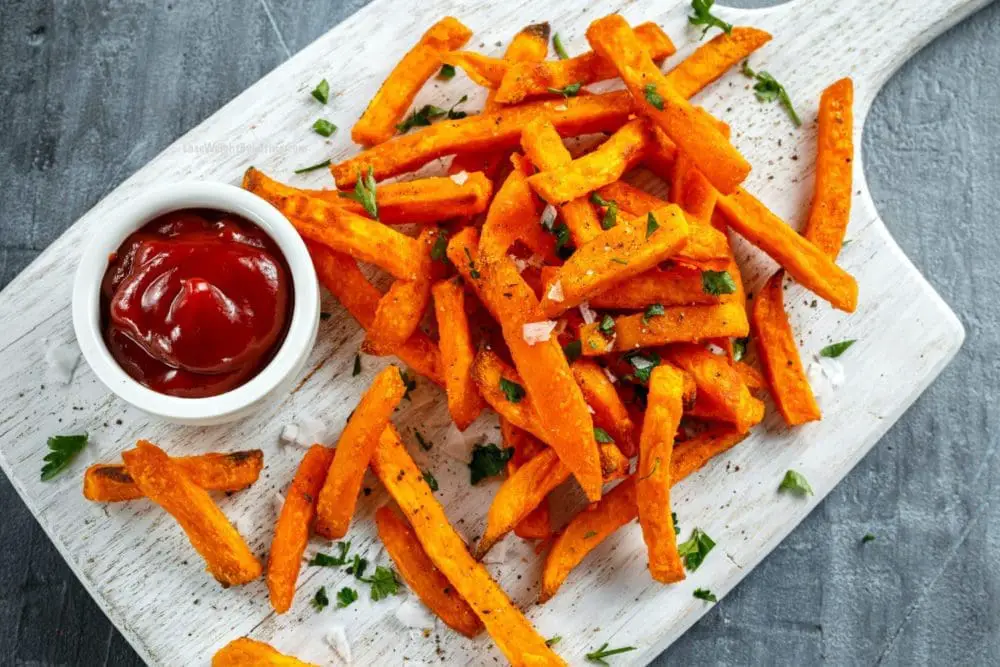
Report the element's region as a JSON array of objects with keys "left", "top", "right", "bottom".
[{"left": 0, "top": 1, "right": 996, "bottom": 664}]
